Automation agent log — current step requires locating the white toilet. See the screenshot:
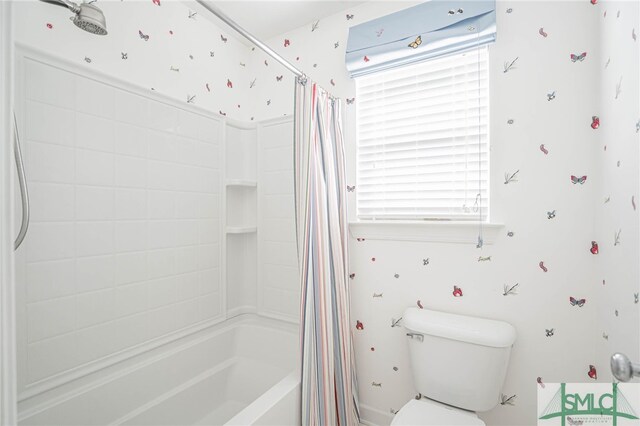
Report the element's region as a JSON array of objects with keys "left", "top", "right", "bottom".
[{"left": 392, "top": 308, "right": 517, "bottom": 426}]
